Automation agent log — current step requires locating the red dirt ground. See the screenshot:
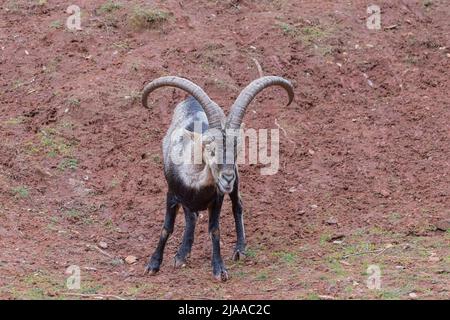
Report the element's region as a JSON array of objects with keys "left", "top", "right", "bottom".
[{"left": 0, "top": 0, "right": 449, "bottom": 299}]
